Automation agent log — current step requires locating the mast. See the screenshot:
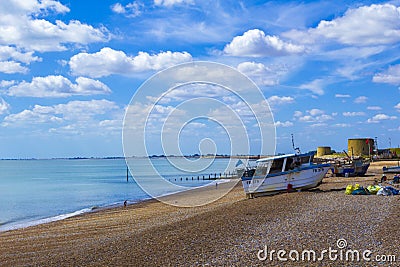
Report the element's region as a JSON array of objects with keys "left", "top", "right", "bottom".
[{"left": 291, "top": 134, "right": 301, "bottom": 155}]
